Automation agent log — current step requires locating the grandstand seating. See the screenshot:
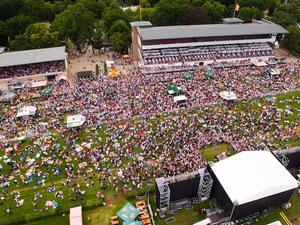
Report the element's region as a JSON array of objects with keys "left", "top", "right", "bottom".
[{"left": 142, "top": 43, "right": 273, "bottom": 66}]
